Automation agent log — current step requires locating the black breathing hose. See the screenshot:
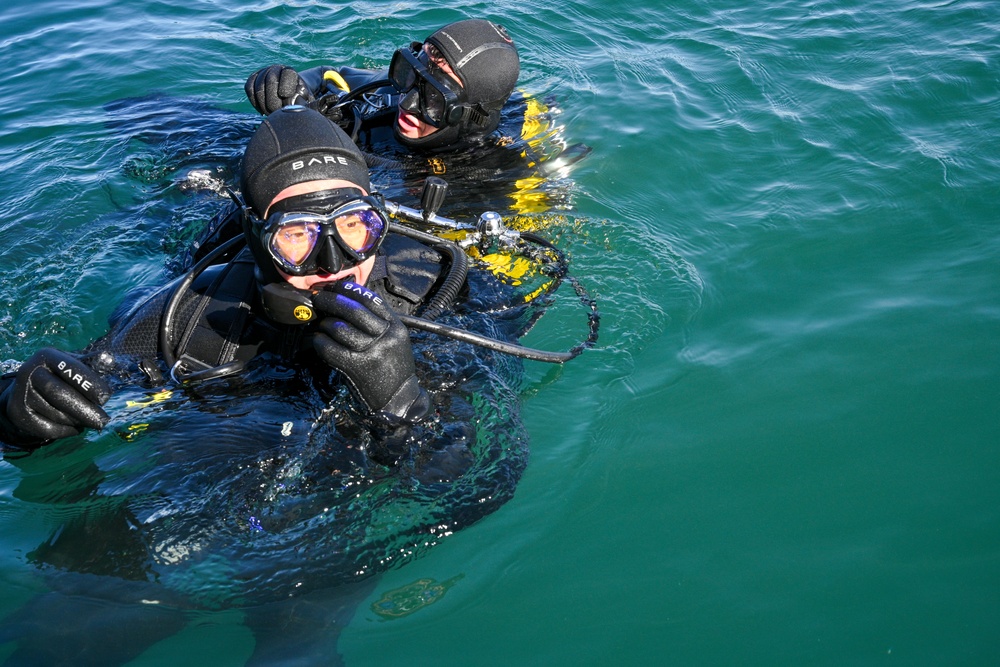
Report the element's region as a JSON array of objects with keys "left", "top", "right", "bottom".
[
  {"left": 389, "top": 224, "right": 598, "bottom": 363},
  {"left": 398, "top": 314, "right": 583, "bottom": 363}
]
